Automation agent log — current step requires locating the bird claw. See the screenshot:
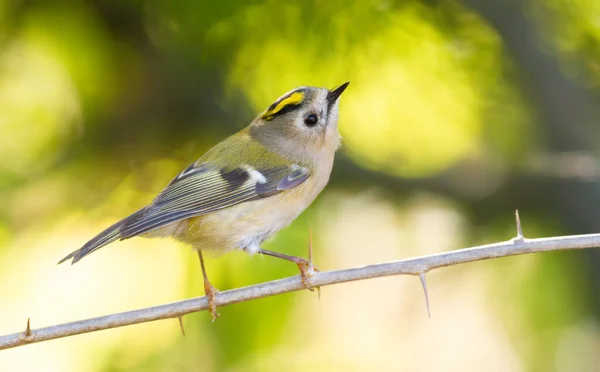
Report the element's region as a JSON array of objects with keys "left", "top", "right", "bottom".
[
  {"left": 204, "top": 281, "right": 220, "bottom": 322},
  {"left": 296, "top": 259, "right": 320, "bottom": 294},
  {"left": 299, "top": 227, "right": 321, "bottom": 296}
]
